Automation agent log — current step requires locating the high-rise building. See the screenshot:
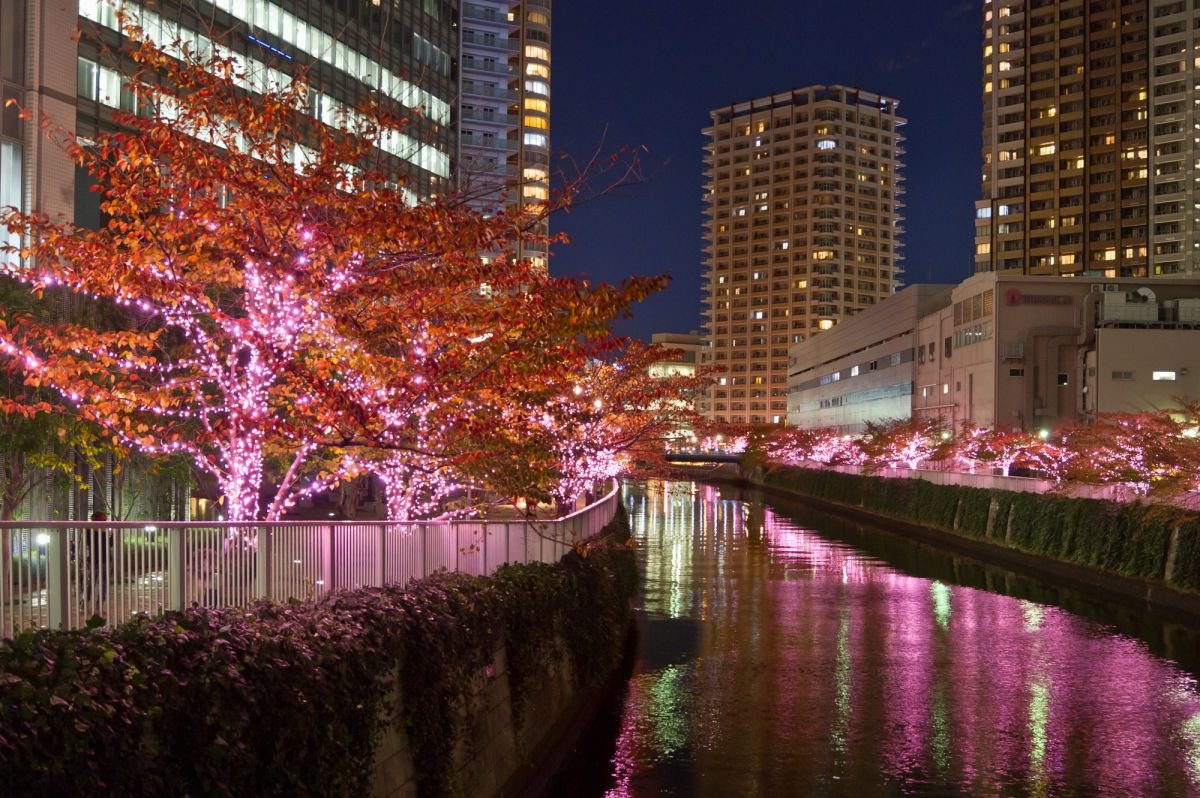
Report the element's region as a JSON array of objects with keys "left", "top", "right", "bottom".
[
  {"left": 975, "top": 0, "right": 1200, "bottom": 278},
  {"left": 459, "top": 0, "right": 551, "bottom": 270},
  {"left": 700, "top": 86, "right": 906, "bottom": 426}
]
